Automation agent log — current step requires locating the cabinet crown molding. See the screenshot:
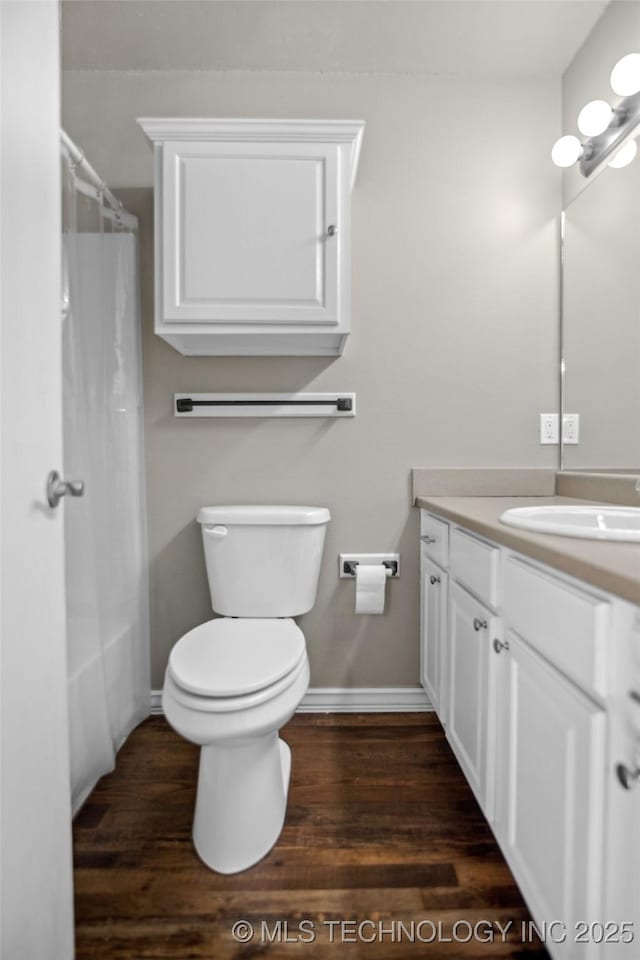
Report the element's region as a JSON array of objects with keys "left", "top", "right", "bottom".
[{"left": 138, "top": 117, "right": 365, "bottom": 188}]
